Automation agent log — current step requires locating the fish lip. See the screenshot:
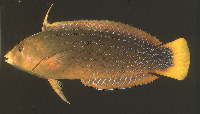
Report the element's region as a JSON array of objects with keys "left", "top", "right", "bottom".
[
  {"left": 5, "top": 57, "right": 8, "bottom": 62},
  {"left": 4, "top": 53, "right": 8, "bottom": 59},
  {"left": 5, "top": 57, "right": 13, "bottom": 64},
  {"left": 4, "top": 52, "right": 13, "bottom": 64},
  {"left": 4, "top": 53, "right": 9, "bottom": 62}
]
